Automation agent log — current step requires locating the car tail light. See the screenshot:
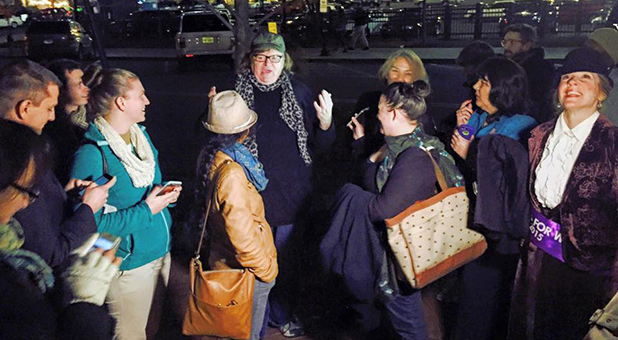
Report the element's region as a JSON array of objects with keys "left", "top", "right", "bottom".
[
  {"left": 177, "top": 36, "right": 186, "bottom": 49},
  {"left": 185, "top": 54, "right": 194, "bottom": 58}
]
